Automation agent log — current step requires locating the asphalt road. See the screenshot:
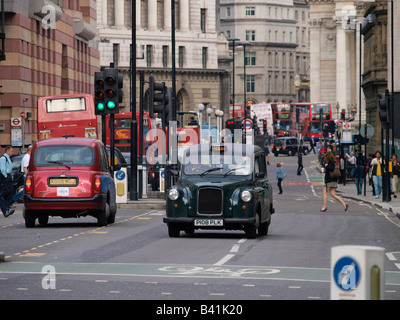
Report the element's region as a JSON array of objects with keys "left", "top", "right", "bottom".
[{"left": 0, "top": 152, "right": 399, "bottom": 306}]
